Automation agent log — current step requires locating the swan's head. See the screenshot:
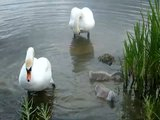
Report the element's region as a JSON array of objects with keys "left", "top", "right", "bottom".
[
  {"left": 25, "top": 47, "right": 34, "bottom": 82},
  {"left": 73, "top": 10, "right": 82, "bottom": 34}
]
